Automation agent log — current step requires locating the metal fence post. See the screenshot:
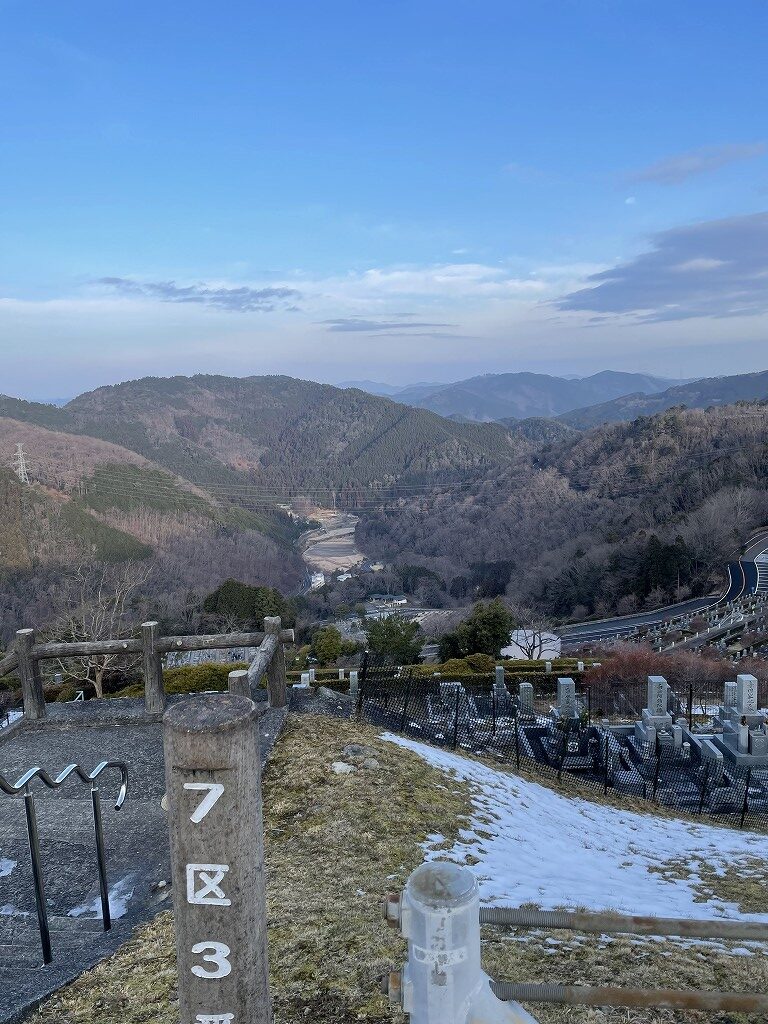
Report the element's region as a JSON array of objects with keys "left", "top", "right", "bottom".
[
  {"left": 603, "top": 735, "right": 609, "bottom": 796},
  {"left": 400, "top": 676, "right": 412, "bottom": 733},
  {"left": 651, "top": 736, "right": 663, "bottom": 802},
  {"left": 740, "top": 768, "right": 752, "bottom": 829},
  {"left": 357, "top": 652, "right": 369, "bottom": 717},
  {"left": 16, "top": 628, "right": 46, "bottom": 721},
  {"left": 514, "top": 708, "right": 521, "bottom": 770},
  {"left": 698, "top": 762, "right": 710, "bottom": 815},
  {"left": 452, "top": 688, "right": 461, "bottom": 749},
  {"left": 164, "top": 694, "right": 270, "bottom": 1024},
  {"left": 264, "top": 617, "right": 286, "bottom": 708},
  {"left": 688, "top": 683, "right": 694, "bottom": 731},
  {"left": 141, "top": 621, "right": 165, "bottom": 714}
]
